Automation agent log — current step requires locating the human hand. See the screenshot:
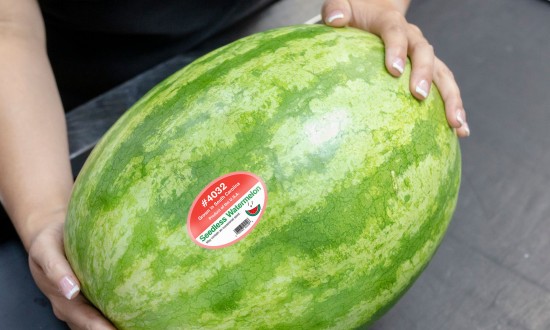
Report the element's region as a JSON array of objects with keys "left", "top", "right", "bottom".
[
  {"left": 322, "top": 0, "right": 470, "bottom": 137},
  {"left": 28, "top": 216, "right": 114, "bottom": 330}
]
